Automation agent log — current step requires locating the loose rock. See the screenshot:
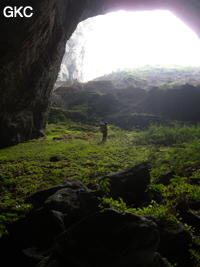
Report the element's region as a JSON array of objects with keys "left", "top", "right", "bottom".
[{"left": 105, "top": 162, "right": 151, "bottom": 205}]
